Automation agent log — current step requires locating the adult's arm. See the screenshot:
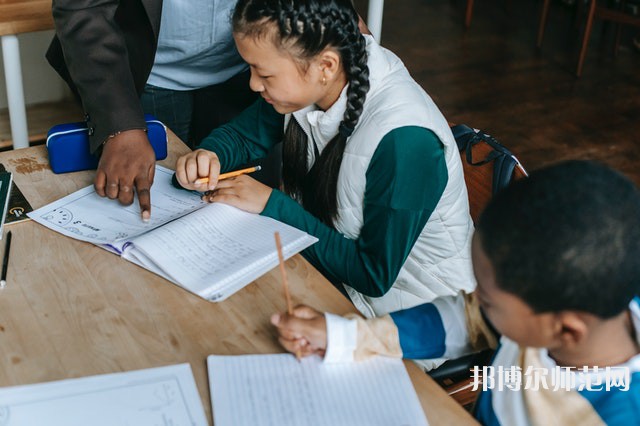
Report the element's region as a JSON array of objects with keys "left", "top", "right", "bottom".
[
  {"left": 51, "top": 0, "right": 160, "bottom": 215},
  {"left": 51, "top": 0, "right": 157, "bottom": 149}
]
